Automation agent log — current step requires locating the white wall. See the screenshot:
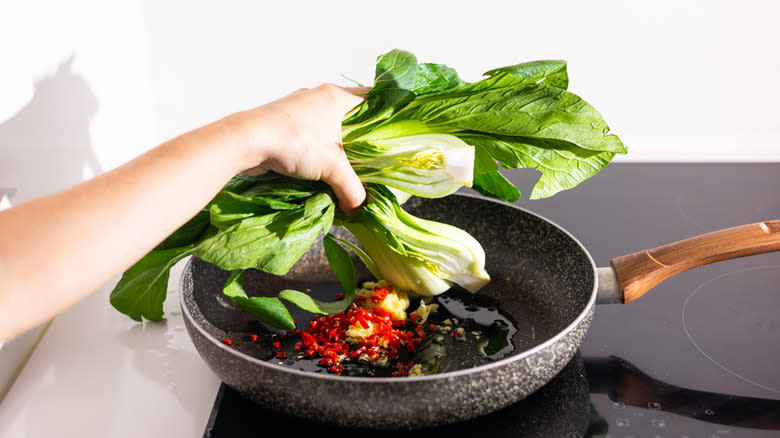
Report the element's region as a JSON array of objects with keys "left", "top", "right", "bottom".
[
  {"left": 0, "top": 0, "right": 778, "bottom": 403},
  {"left": 142, "top": 0, "right": 780, "bottom": 163},
  {"left": 1, "top": 0, "right": 779, "bottom": 205}
]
